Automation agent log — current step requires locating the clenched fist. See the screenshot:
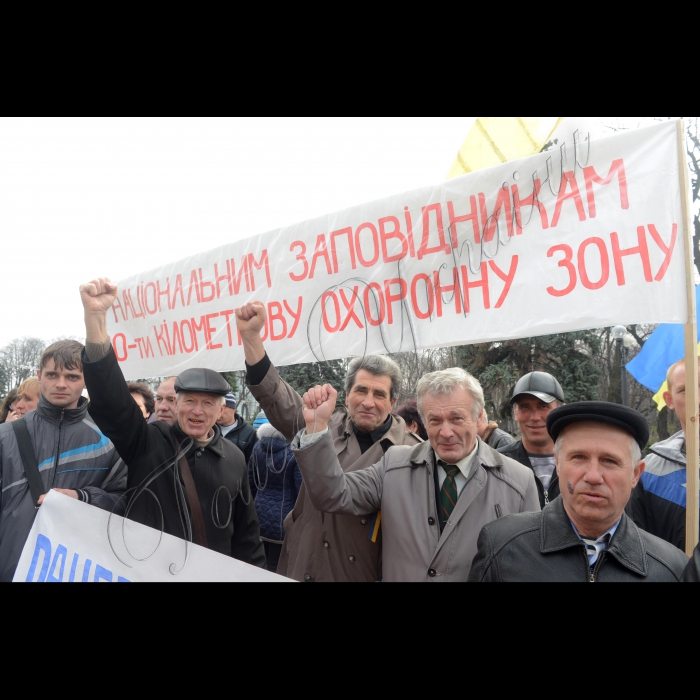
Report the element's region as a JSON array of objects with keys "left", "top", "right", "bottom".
[
  {"left": 80, "top": 278, "right": 118, "bottom": 344},
  {"left": 235, "top": 302, "right": 267, "bottom": 337},
  {"left": 80, "top": 278, "right": 119, "bottom": 317},
  {"left": 302, "top": 384, "right": 338, "bottom": 435}
]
